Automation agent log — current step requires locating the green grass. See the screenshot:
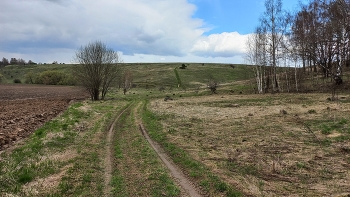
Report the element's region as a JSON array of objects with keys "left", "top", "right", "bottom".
[
  {"left": 1, "top": 63, "right": 255, "bottom": 93},
  {"left": 174, "top": 67, "right": 183, "bottom": 88},
  {"left": 0, "top": 102, "right": 91, "bottom": 195},
  {"left": 112, "top": 102, "right": 180, "bottom": 196},
  {"left": 0, "top": 100, "right": 131, "bottom": 196},
  {"left": 319, "top": 118, "right": 349, "bottom": 135},
  {"left": 0, "top": 64, "right": 75, "bottom": 84}
]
